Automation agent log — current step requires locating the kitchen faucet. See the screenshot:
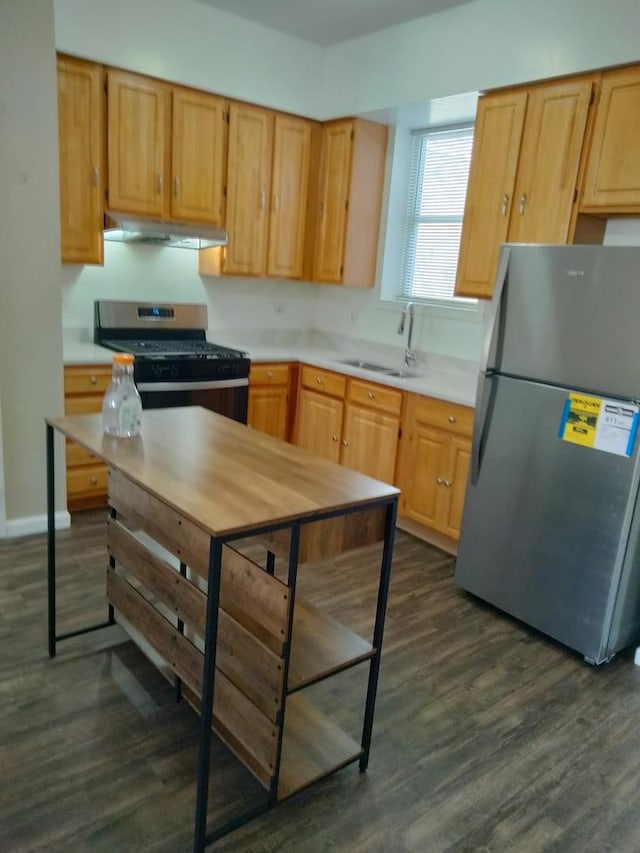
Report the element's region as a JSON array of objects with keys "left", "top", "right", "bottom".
[{"left": 397, "top": 302, "right": 416, "bottom": 367}]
